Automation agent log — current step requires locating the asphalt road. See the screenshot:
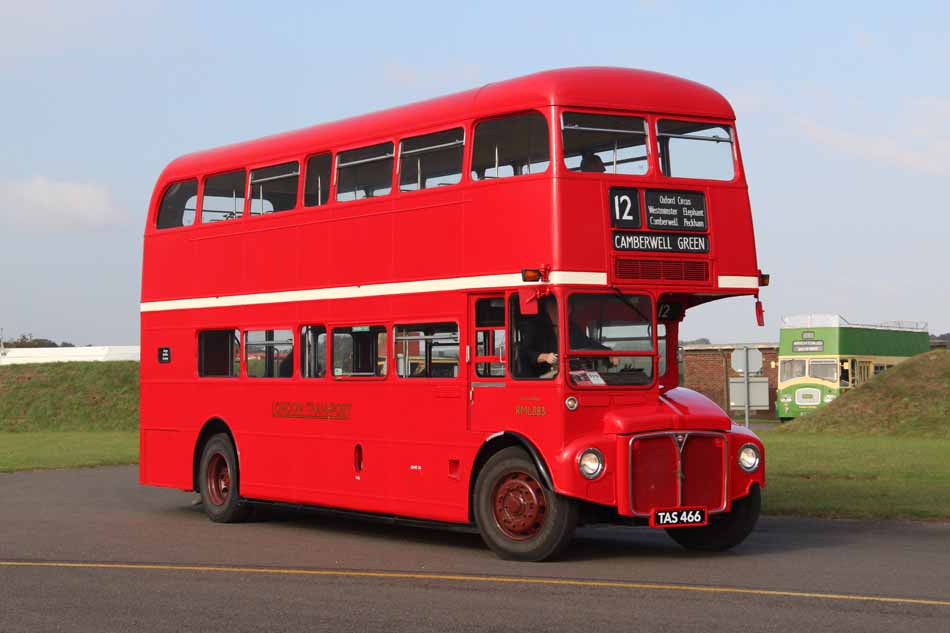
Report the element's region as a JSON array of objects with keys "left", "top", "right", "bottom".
[{"left": 1, "top": 466, "right": 949, "bottom": 633}]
